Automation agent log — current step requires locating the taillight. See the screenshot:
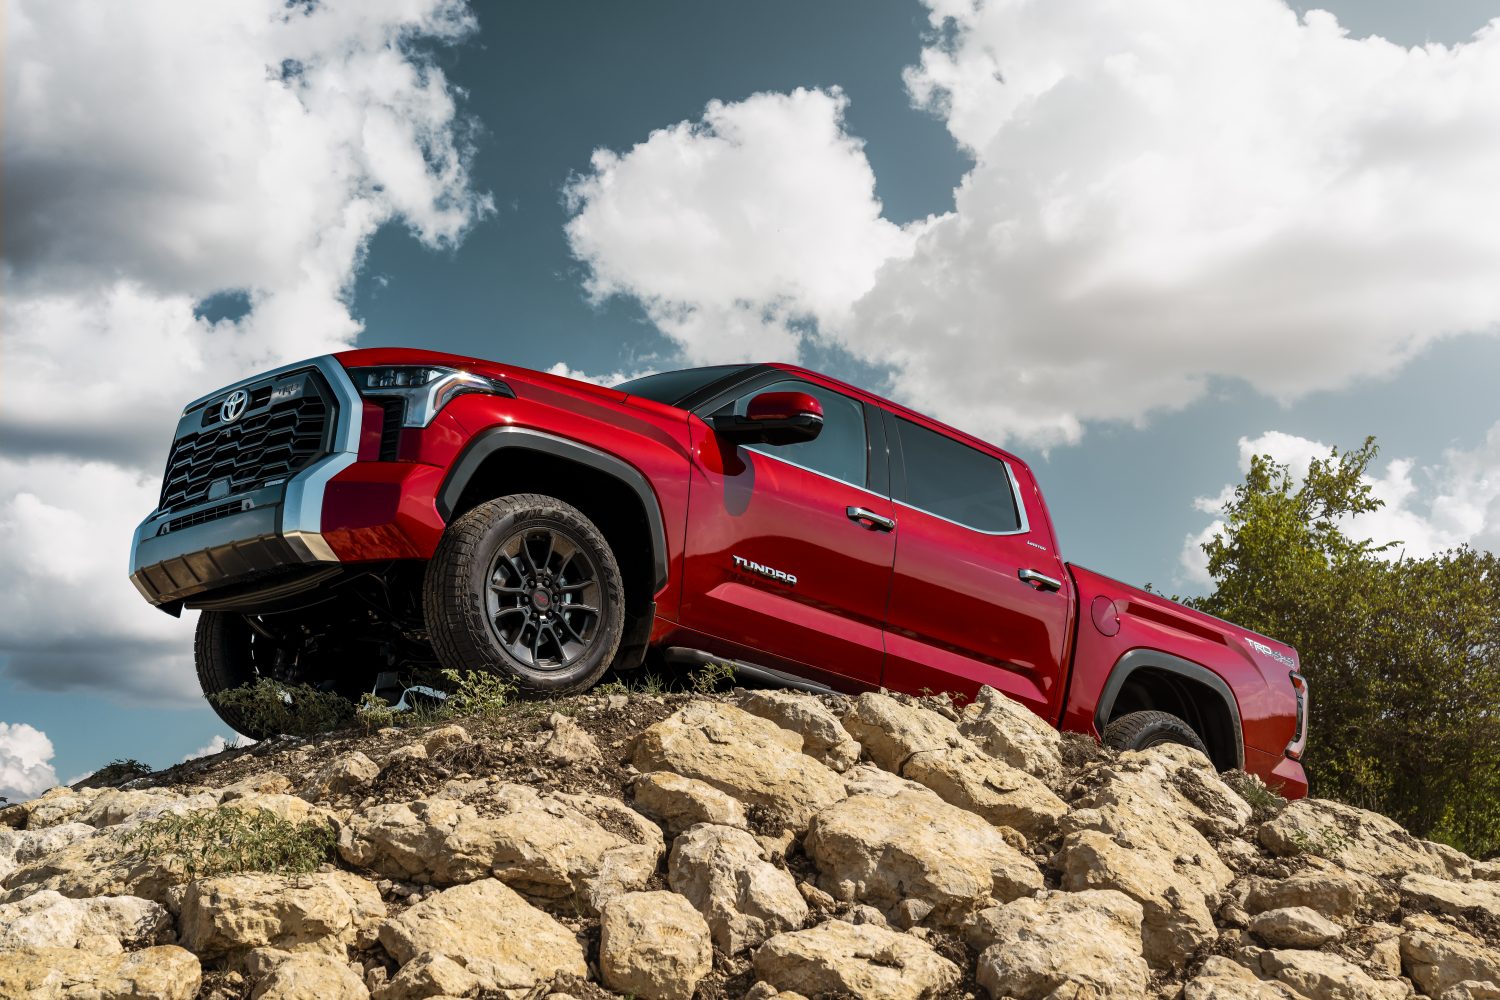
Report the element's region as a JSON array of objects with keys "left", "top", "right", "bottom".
[{"left": 1286, "top": 671, "right": 1308, "bottom": 759}]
